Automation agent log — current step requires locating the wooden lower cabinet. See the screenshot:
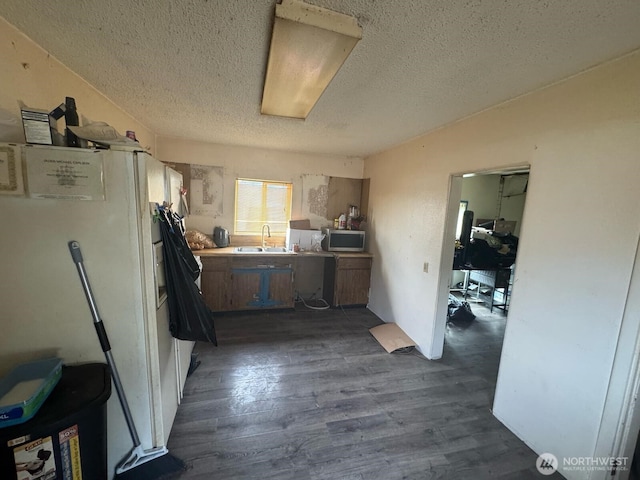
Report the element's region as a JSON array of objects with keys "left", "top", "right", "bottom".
[
  {"left": 230, "top": 269, "right": 261, "bottom": 310},
  {"left": 201, "top": 256, "right": 294, "bottom": 311},
  {"left": 323, "top": 256, "right": 372, "bottom": 306},
  {"left": 267, "top": 269, "right": 295, "bottom": 308},
  {"left": 230, "top": 267, "right": 294, "bottom": 310},
  {"left": 200, "top": 257, "right": 230, "bottom": 311},
  {"left": 201, "top": 254, "right": 371, "bottom": 311}
]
